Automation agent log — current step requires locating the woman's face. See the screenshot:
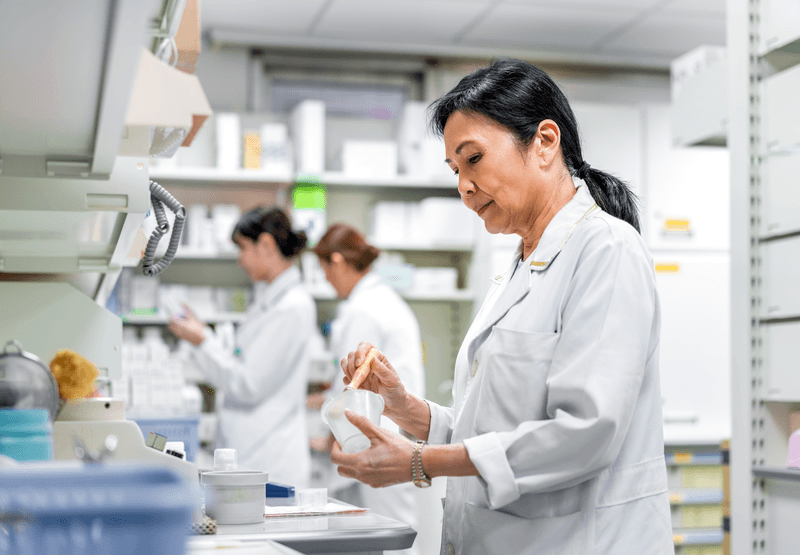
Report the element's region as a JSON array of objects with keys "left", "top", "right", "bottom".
[
  {"left": 444, "top": 110, "right": 545, "bottom": 236},
  {"left": 235, "top": 234, "right": 264, "bottom": 282},
  {"left": 319, "top": 256, "right": 346, "bottom": 298}
]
